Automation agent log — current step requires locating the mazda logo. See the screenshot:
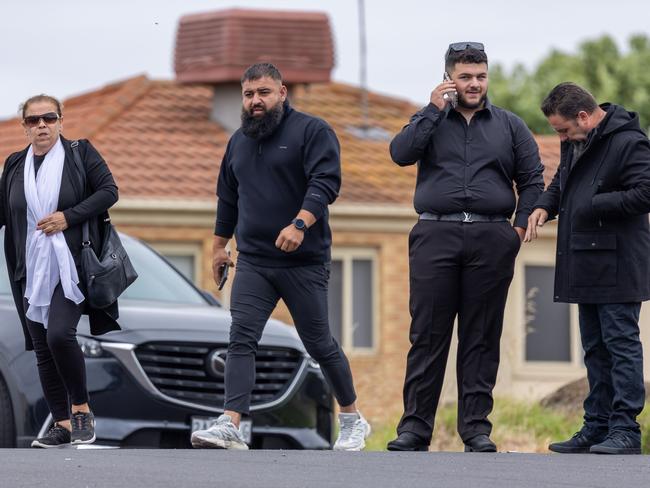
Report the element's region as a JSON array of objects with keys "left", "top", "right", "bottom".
[{"left": 207, "top": 349, "right": 228, "bottom": 378}]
